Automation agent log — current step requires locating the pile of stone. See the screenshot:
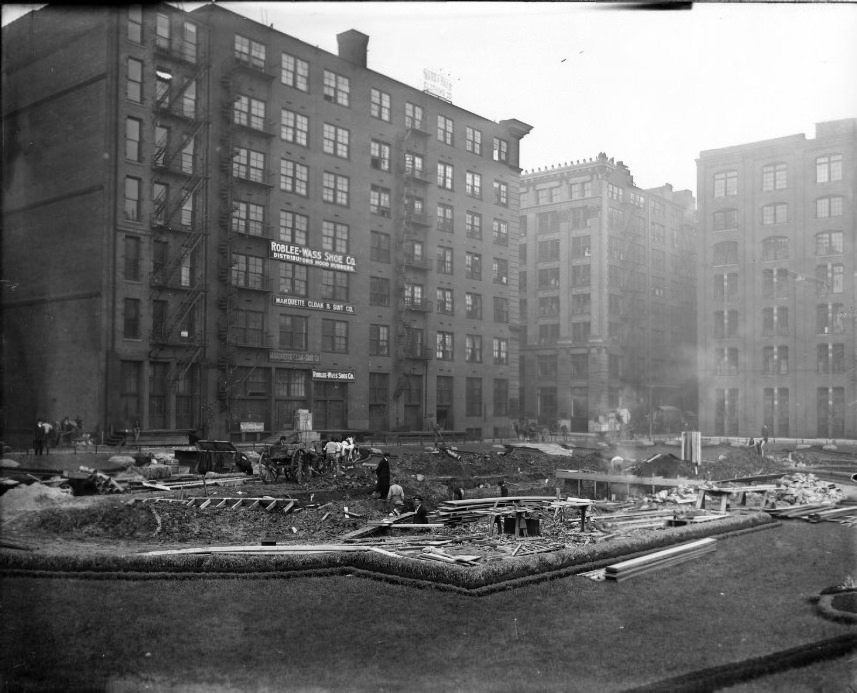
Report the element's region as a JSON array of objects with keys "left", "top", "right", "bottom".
[{"left": 772, "top": 473, "right": 845, "bottom": 506}]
